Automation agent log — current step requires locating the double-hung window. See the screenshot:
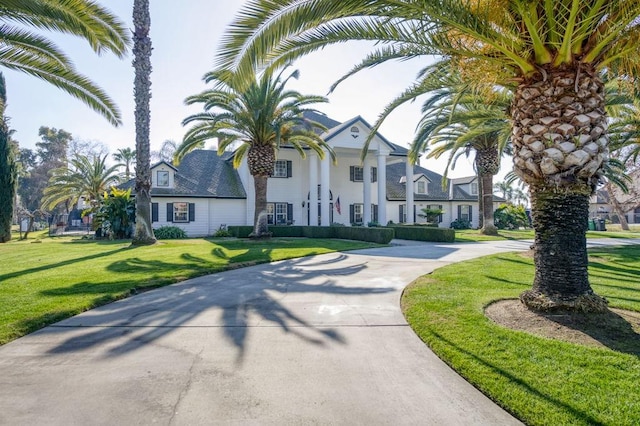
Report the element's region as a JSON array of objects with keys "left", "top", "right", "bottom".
[
  {"left": 273, "top": 160, "right": 292, "bottom": 178},
  {"left": 157, "top": 171, "right": 169, "bottom": 187},
  {"left": 173, "top": 202, "right": 188, "bottom": 222},
  {"left": 459, "top": 205, "right": 472, "bottom": 222},
  {"left": 267, "top": 202, "right": 291, "bottom": 225}
]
